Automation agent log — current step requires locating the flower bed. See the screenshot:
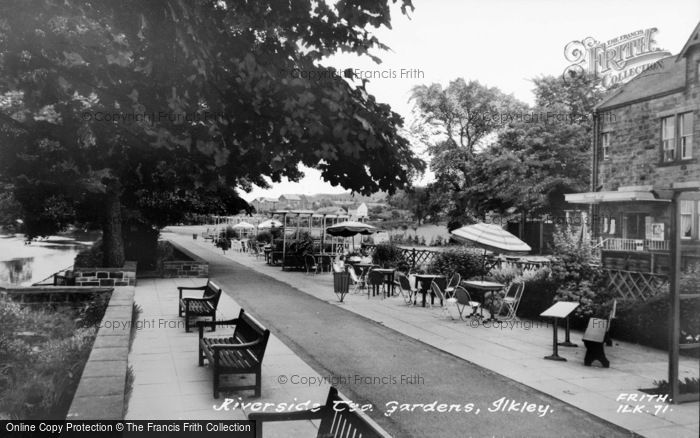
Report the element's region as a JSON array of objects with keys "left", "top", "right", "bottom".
[{"left": 0, "top": 296, "right": 109, "bottom": 419}]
